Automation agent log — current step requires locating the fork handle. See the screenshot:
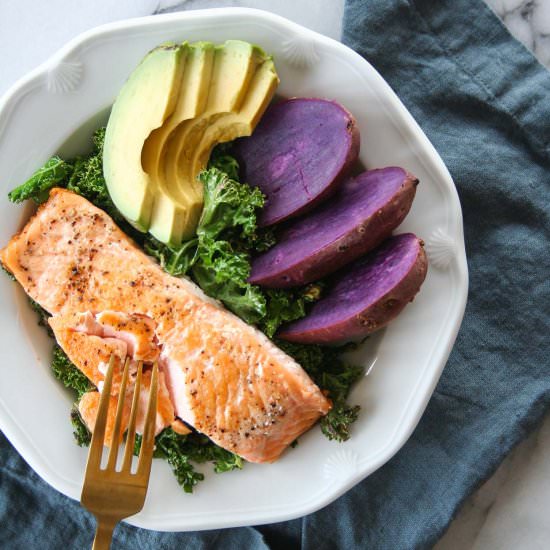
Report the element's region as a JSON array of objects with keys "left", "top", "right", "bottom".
[{"left": 92, "top": 518, "right": 116, "bottom": 550}]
